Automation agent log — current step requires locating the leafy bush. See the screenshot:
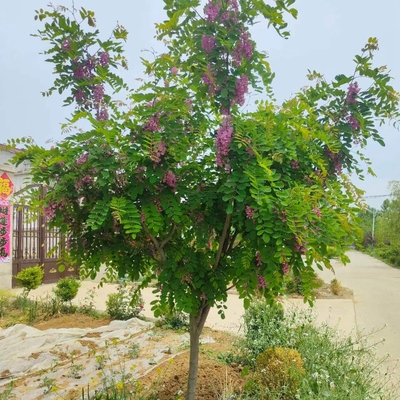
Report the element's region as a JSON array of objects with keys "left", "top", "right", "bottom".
[
  {"left": 236, "top": 301, "right": 396, "bottom": 399},
  {"left": 15, "top": 265, "right": 44, "bottom": 295},
  {"left": 255, "top": 346, "right": 305, "bottom": 399},
  {"left": 156, "top": 309, "right": 189, "bottom": 330},
  {"left": 330, "top": 278, "right": 342, "bottom": 295},
  {"left": 54, "top": 277, "right": 81, "bottom": 303},
  {"left": 106, "top": 279, "right": 144, "bottom": 320}
]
